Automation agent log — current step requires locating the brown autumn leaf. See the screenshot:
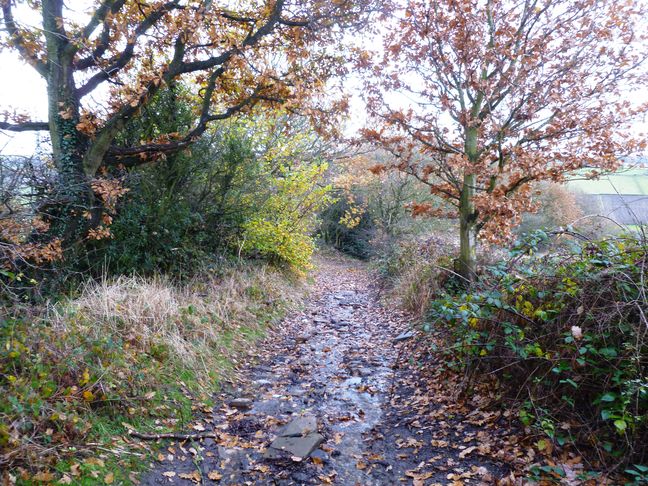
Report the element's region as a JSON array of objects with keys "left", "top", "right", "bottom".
[
  {"left": 179, "top": 471, "right": 201, "bottom": 483},
  {"left": 458, "top": 445, "right": 477, "bottom": 459},
  {"left": 207, "top": 470, "right": 223, "bottom": 481},
  {"left": 104, "top": 472, "right": 114, "bottom": 484},
  {"left": 32, "top": 472, "right": 56, "bottom": 482}
]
